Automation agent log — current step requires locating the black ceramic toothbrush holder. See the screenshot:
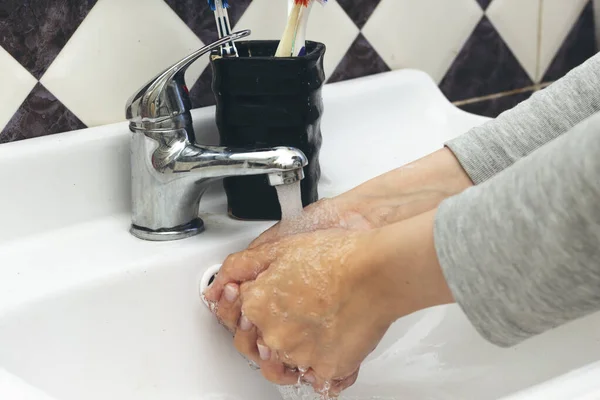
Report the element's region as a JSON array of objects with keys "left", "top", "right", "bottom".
[{"left": 211, "top": 40, "right": 326, "bottom": 221}]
